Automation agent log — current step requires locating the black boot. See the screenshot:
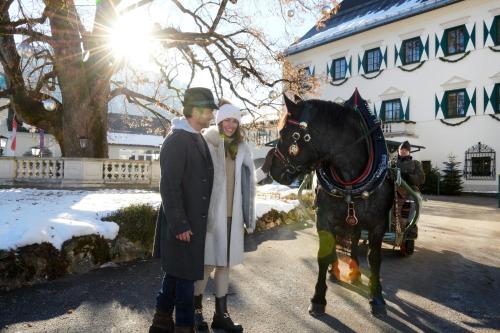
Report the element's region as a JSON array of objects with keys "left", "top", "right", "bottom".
[
  {"left": 211, "top": 295, "right": 243, "bottom": 332},
  {"left": 194, "top": 294, "right": 208, "bottom": 331},
  {"left": 149, "top": 309, "right": 174, "bottom": 333}
]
